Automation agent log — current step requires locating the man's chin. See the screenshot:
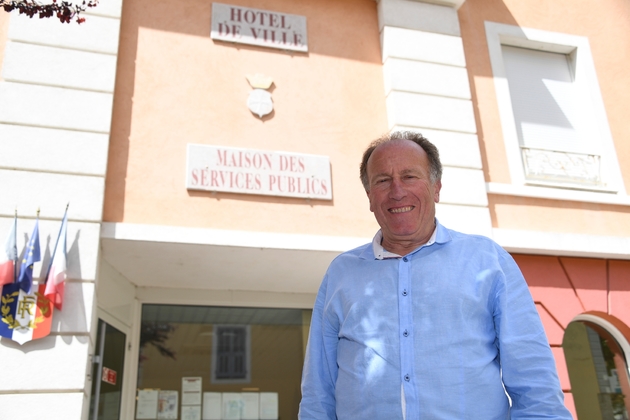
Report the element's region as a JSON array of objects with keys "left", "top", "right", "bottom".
[{"left": 383, "top": 230, "right": 420, "bottom": 242}]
